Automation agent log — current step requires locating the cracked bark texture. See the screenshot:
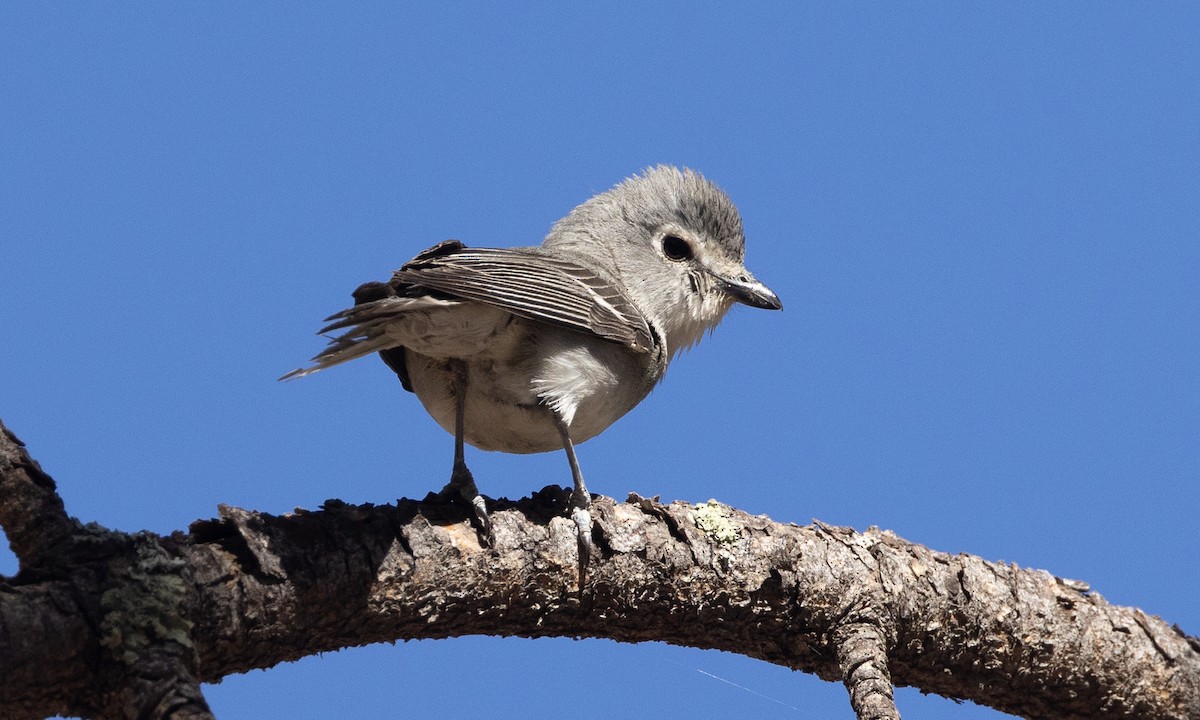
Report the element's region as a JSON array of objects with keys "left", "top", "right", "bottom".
[{"left": 2, "top": 419, "right": 1198, "bottom": 719}]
